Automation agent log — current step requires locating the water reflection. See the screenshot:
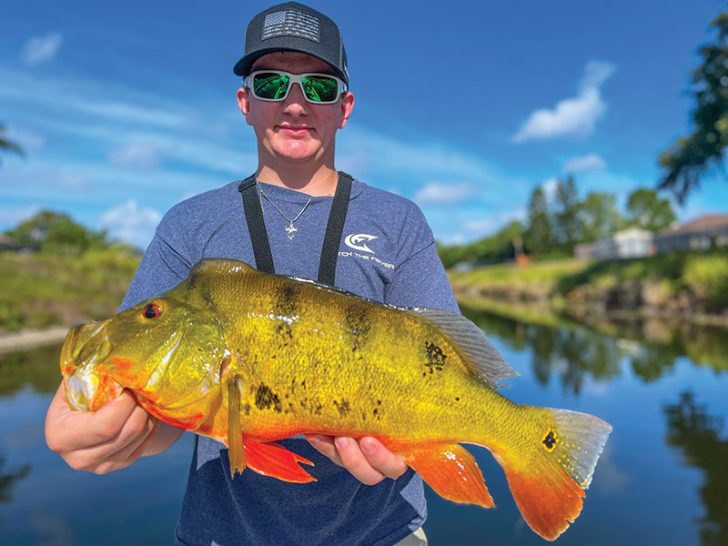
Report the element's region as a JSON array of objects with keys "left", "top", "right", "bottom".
[
  {"left": 461, "top": 304, "right": 727, "bottom": 394},
  {"left": 0, "top": 452, "right": 30, "bottom": 516},
  {"left": 664, "top": 392, "right": 728, "bottom": 546},
  {"left": 0, "top": 344, "right": 61, "bottom": 396}
]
